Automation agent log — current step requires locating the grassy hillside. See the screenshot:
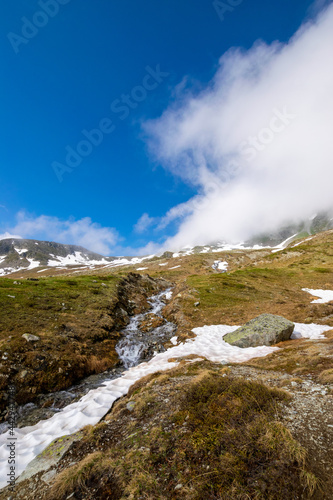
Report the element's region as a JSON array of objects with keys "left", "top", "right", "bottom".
[
  {"left": 0, "top": 275, "right": 122, "bottom": 414},
  {"left": 147, "top": 230, "right": 333, "bottom": 334}
]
